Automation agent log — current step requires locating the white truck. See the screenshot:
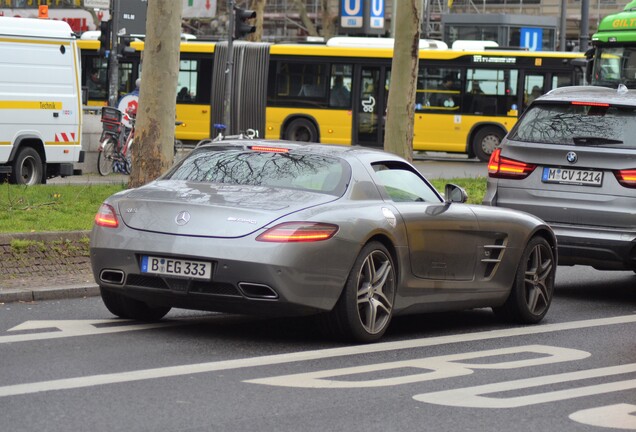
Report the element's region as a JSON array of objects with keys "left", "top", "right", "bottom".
[{"left": 0, "top": 16, "right": 83, "bottom": 185}]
